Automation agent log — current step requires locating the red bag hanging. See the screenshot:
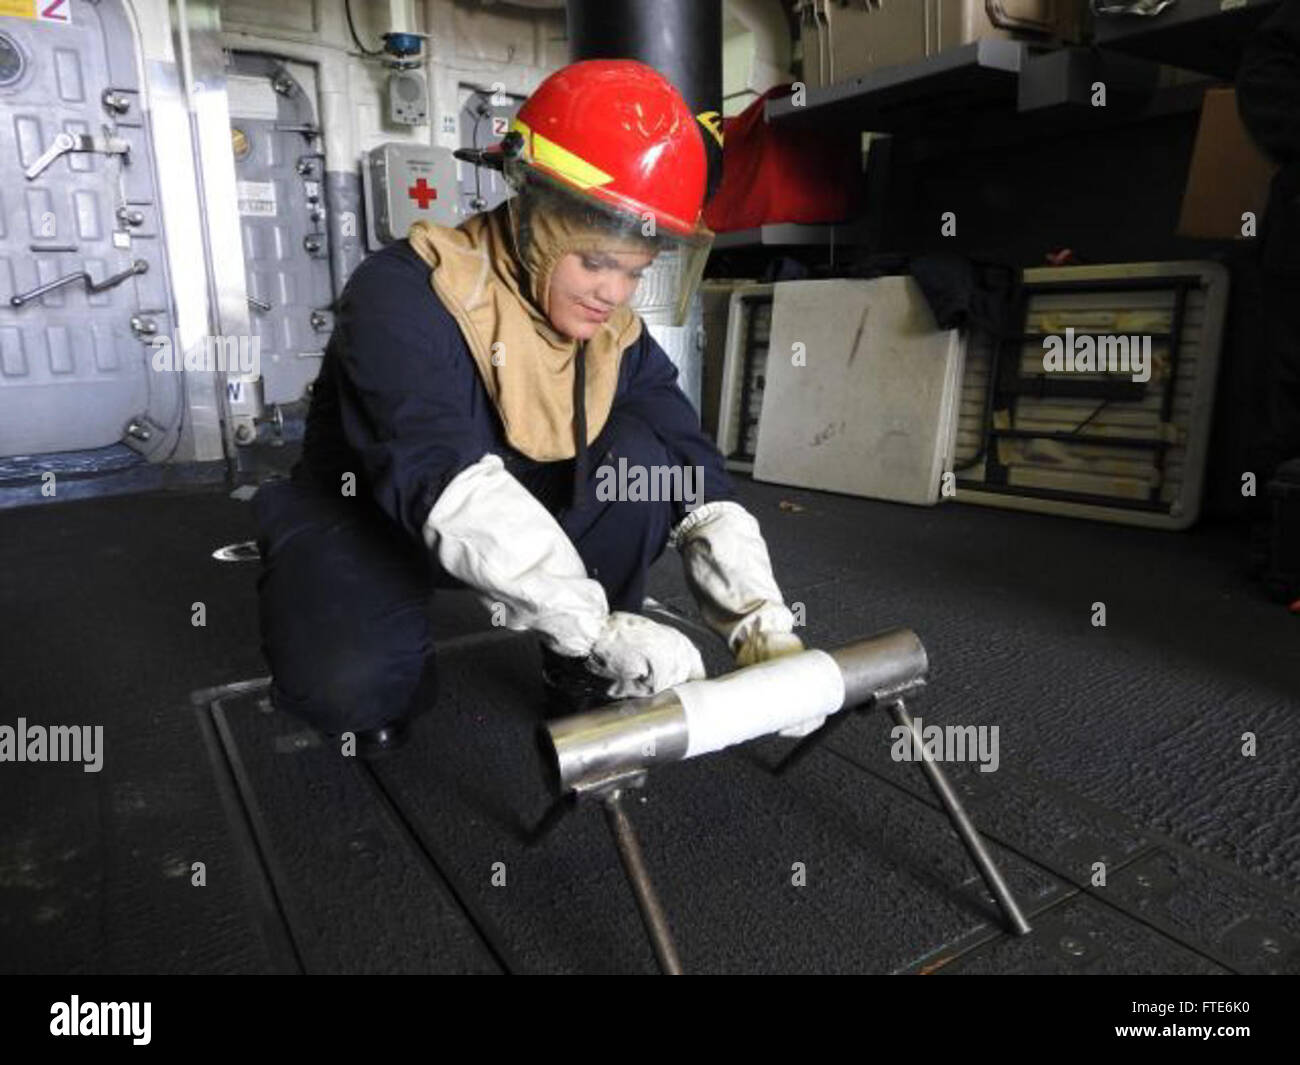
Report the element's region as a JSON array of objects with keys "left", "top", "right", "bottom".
[{"left": 703, "top": 85, "right": 865, "bottom": 233}]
